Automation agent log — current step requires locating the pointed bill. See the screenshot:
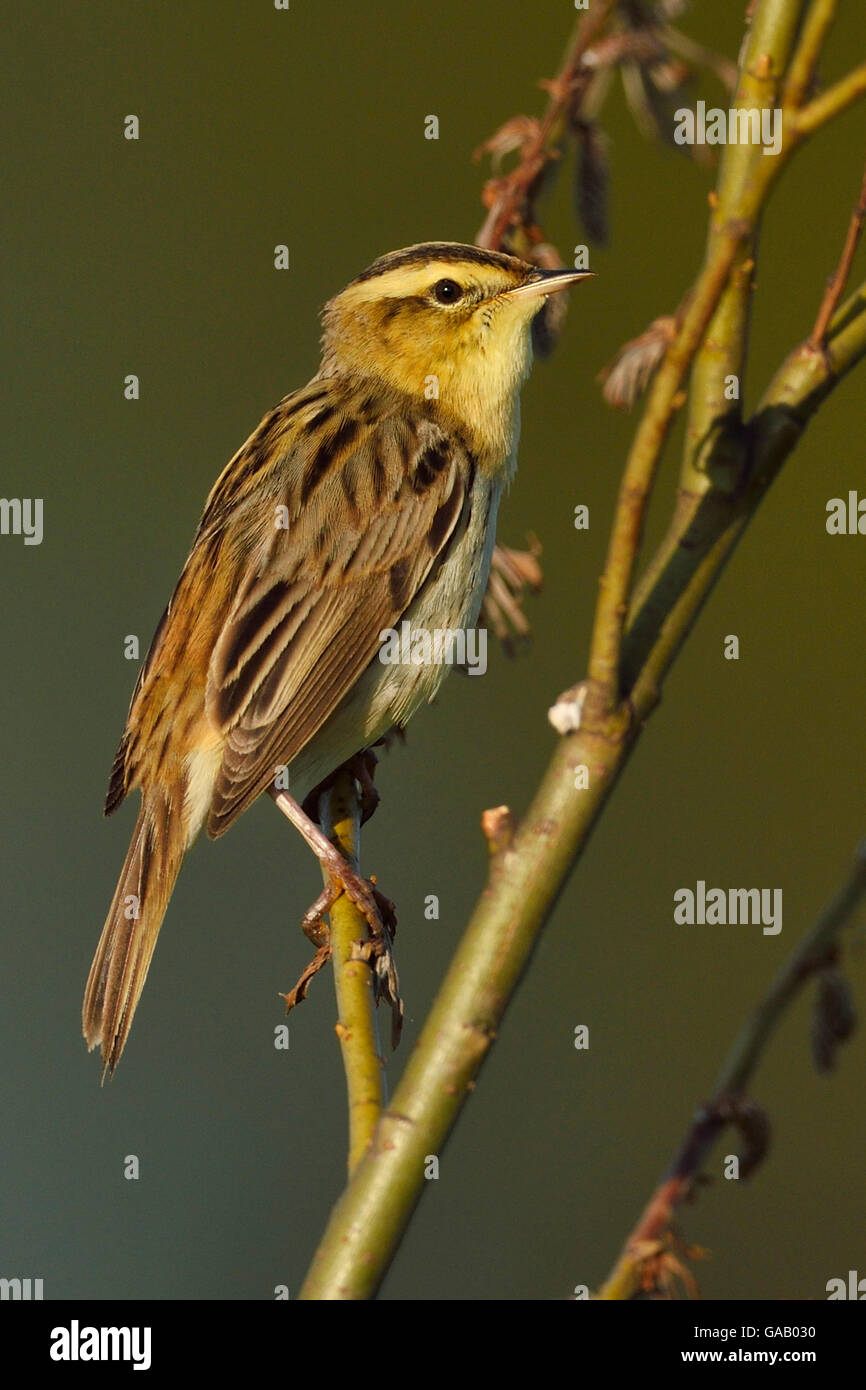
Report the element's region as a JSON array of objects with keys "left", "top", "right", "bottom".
[{"left": 507, "top": 269, "right": 595, "bottom": 301}]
